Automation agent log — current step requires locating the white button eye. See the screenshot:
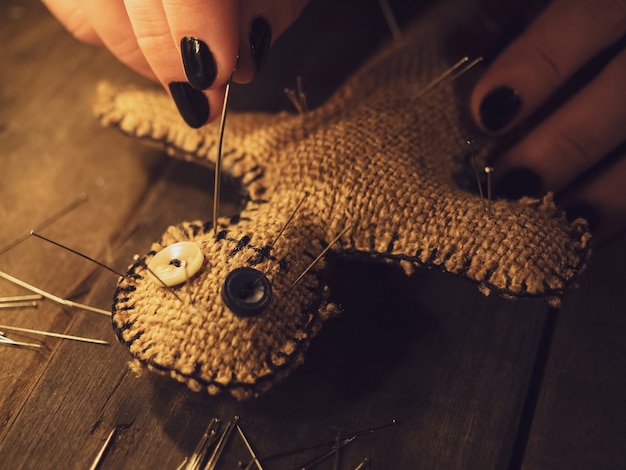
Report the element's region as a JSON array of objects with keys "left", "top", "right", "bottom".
[{"left": 146, "top": 242, "right": 204, "bottom": 287}]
